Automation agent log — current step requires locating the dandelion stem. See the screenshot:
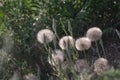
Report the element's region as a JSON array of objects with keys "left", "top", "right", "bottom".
[
  {"left": 95, "top": 41, "right": 101, "bottom": 58},
  {"left": 99, "top": 39, "right": 106, "bottom": 58},
  {"left": 66, "top": 48, "right": 74, "bottom": 66},
  {"left": 83, "top": 51, "right": 87, "bottom": 59},
  {"left": 36, "top": 64, "right": 41, "bottom": 80}
]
